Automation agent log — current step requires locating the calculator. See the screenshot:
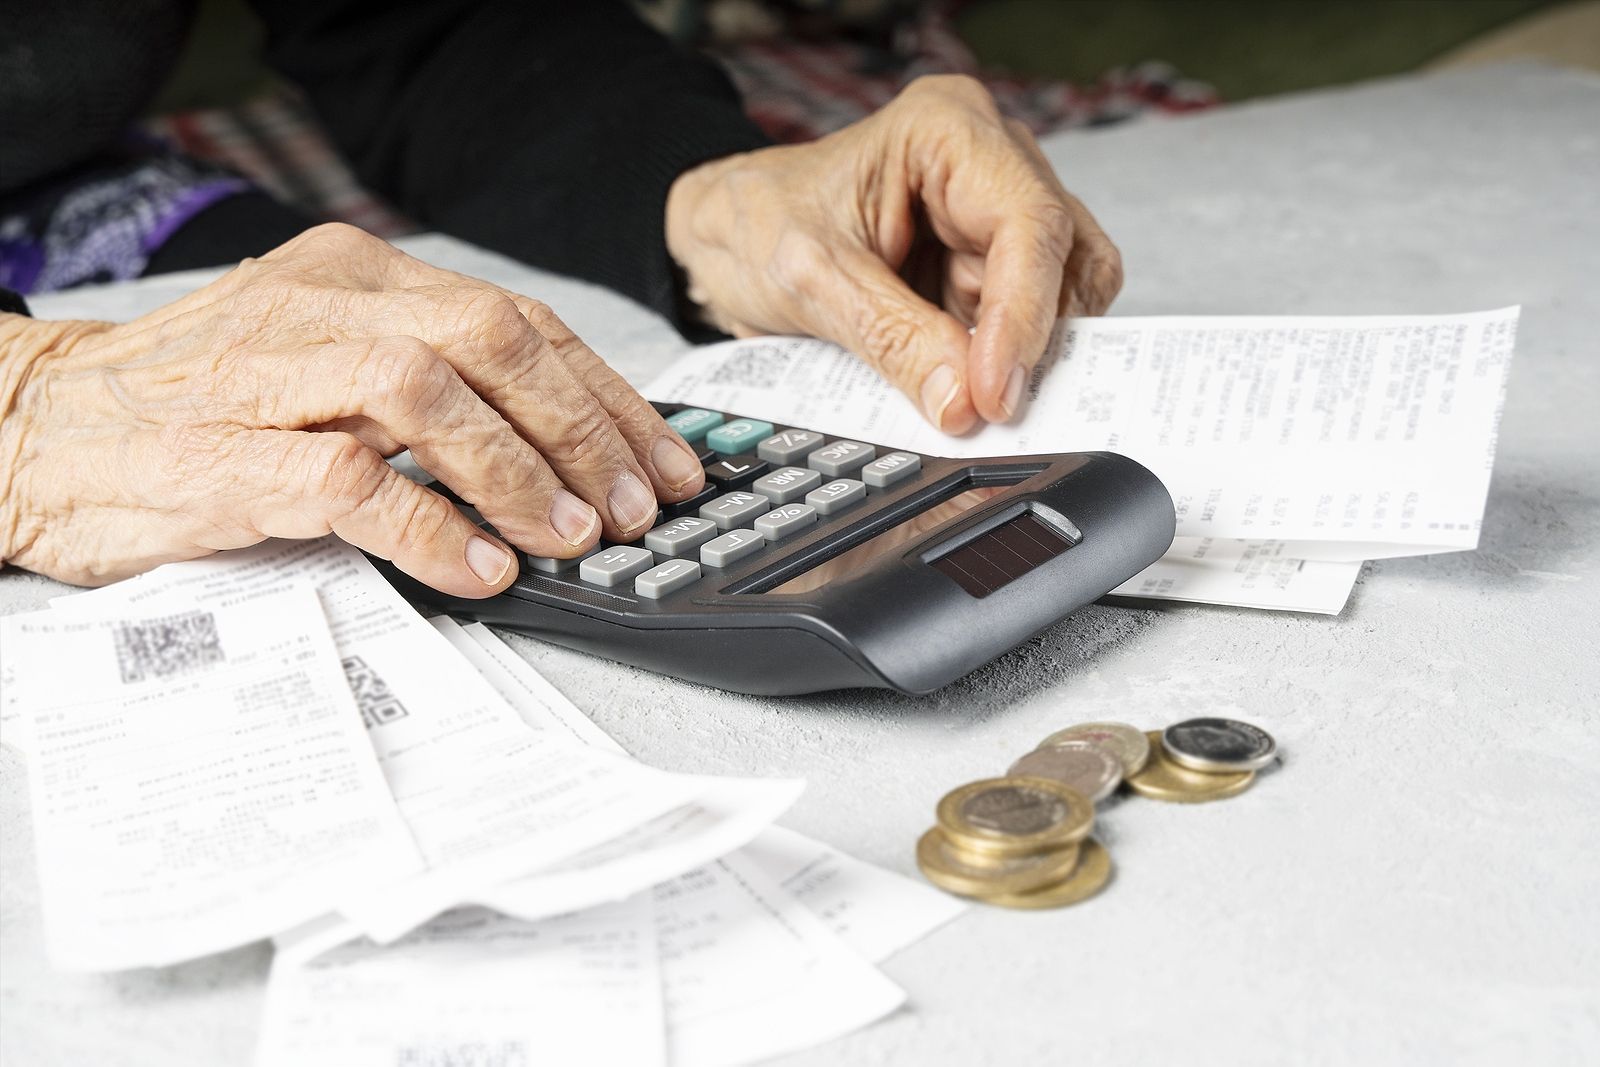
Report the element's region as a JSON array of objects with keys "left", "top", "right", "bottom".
[{"left": 379, "top": 403, "right": 1175, "bottom": 695}]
